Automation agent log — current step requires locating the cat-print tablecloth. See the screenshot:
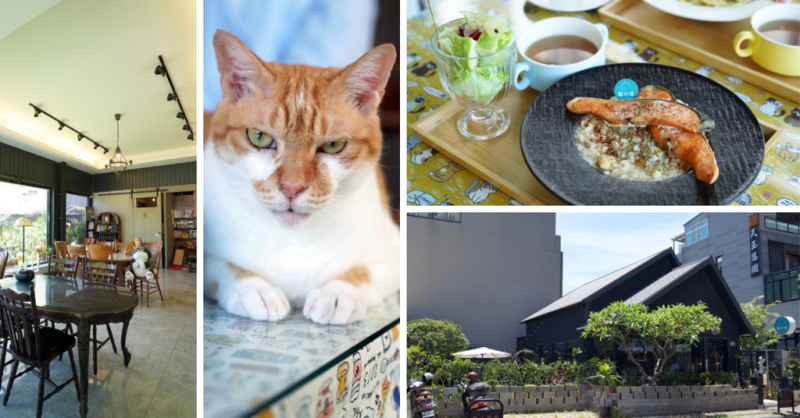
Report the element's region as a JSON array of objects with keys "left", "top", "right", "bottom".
[
  {"left": 407, "top": 4, "right": 800, "bottom": 207},
  {"left": 203, "top": 295, "right": 400, "bottom": 418}
]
